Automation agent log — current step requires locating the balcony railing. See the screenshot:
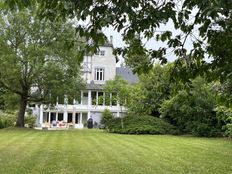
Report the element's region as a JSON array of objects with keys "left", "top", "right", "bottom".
[{"left": 44, "top": 103, "right": 126, "bottom": 113}]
